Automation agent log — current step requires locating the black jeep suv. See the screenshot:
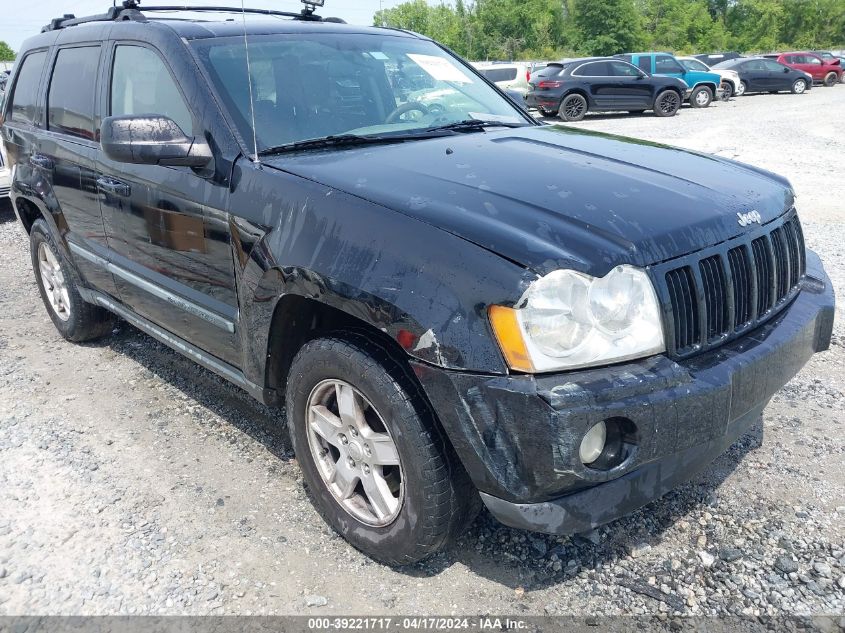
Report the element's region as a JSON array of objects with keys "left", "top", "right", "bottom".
[{"left": 1, "top": 3, "right": 835, "bottom": 565}]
